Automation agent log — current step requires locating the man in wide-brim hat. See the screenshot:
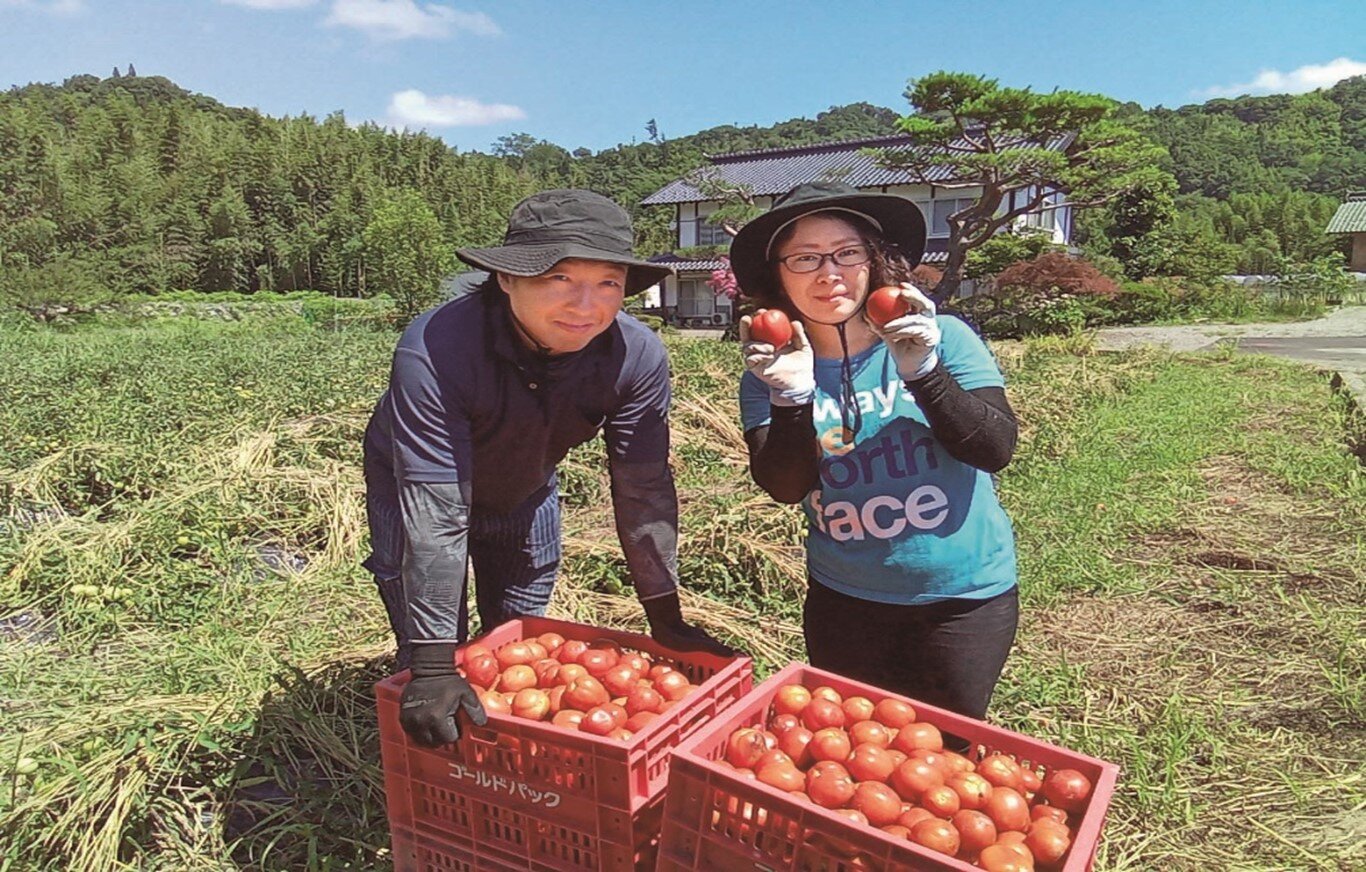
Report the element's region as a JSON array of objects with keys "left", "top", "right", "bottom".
[{"left": 362, "top": 189, "right": 733, "bottom": 747}]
